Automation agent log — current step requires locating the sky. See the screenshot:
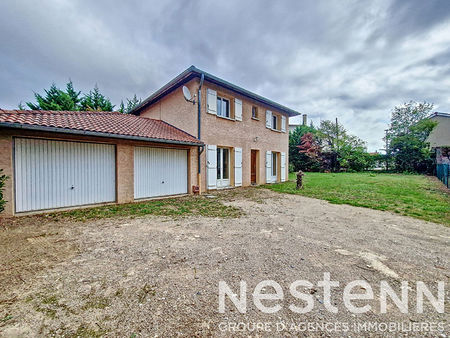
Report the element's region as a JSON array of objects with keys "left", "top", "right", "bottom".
[{"left": 1, "top": 0, "right": 449, "bottom": 151}]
